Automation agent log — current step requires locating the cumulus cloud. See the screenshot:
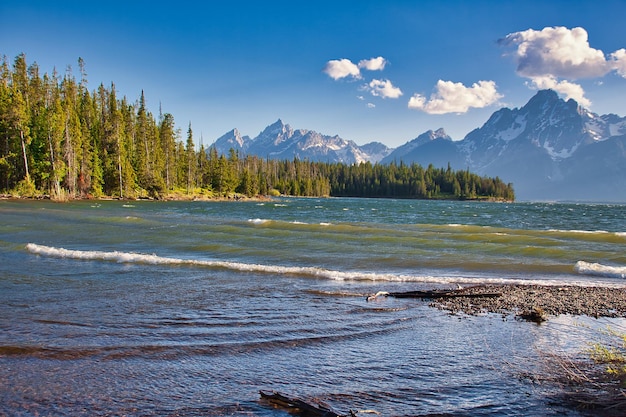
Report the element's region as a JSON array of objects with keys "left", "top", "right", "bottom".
[
  {"left": 500, "top": 26, "right": 612, "bottom": 79},
  {"left": 407, "top": 94, "right": 426, "bottom": 110},
  {"left": 527, "top": 76, "right": 590, "bottom": 107},
  {"left": 358, "top": 56, "right": 387, "bottom": 71},
  {"left": 323, "top": 59, "right": 361, "bottom": 80},
  {"left": 367, "top": 103, "right": 376, "bottom": 108},
  {"left": 500, "top": 26, "right": 626, "bottom": 106},
  {"left": 408, "top": 80, "right": 502, "bottom": 114},
  {"left": 324, "top": 56, "right": 389, "bottom": 81},
  {"left": 366, "top": 79, "right": 403, "bottom": 99}
]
